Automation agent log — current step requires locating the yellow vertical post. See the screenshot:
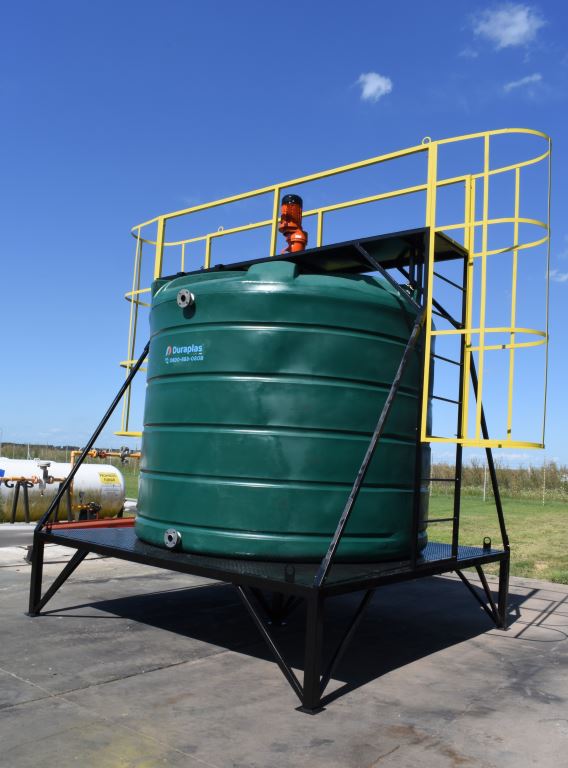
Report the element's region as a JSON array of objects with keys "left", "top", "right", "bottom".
[
  {"left": 154, "top": 217, "right": 165, "bottom": 279},
  {"left": 122, "top": 229, "right": 143, "bottom": 433},
  {"left": 460, "top": 176, "right": 475, "bottom": 440},
  {"left": 506, "top": 167, "right": 521, "bottom": 438},
  {"left": 474, "top": 135, "right": 490, "bottom": 441},
  {"left": 420, "top": 142, "right": 438, "bottom": 441},
  {"left": 542, "top": 137, "right": 552, "bottom": 446},
  {"left": 269, "top": 188, "right": 280, "bottom": 256},
  {"left": 317, "top": 211, "right": 324, "bottom": 247},
  {"left": 181, "top": 242, "right": 186, "bottom": 272},
  {"left": 204, "top": 235, "right": 212, "bottom": 269}
]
